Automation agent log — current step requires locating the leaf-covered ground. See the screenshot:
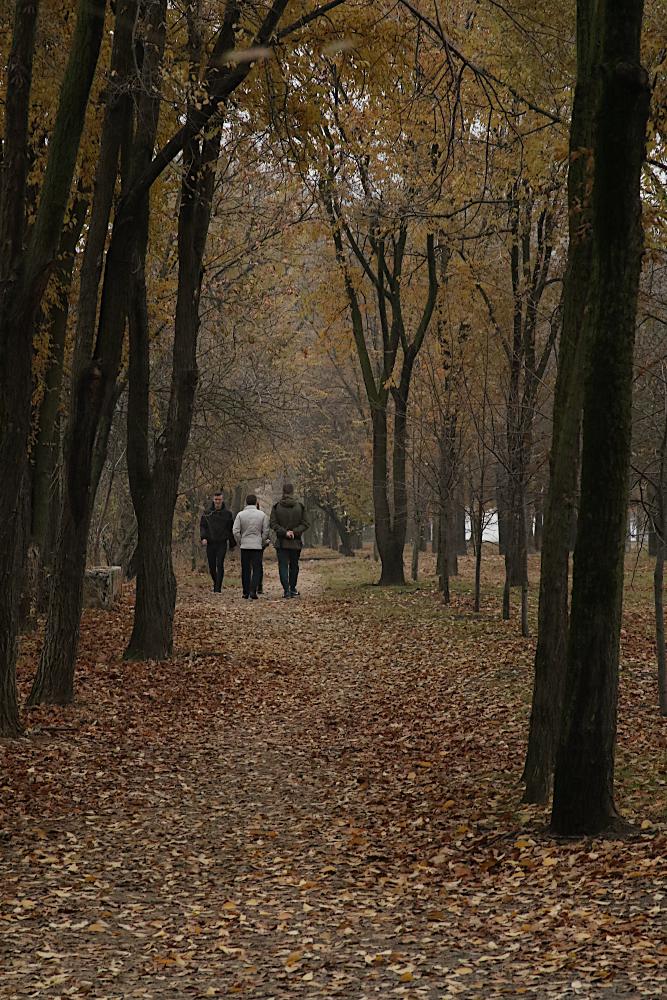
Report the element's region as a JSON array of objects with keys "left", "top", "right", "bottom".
[{"left": 1, "top": 551, "right": 665, "bottom": 998}]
